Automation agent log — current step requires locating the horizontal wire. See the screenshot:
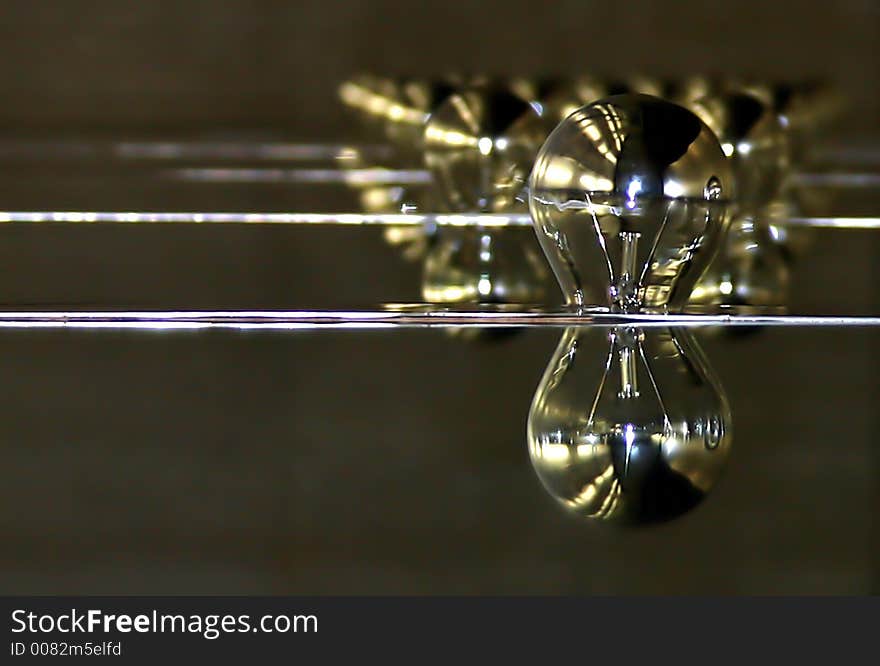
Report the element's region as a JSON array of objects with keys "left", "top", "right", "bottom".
[{"left": 0, "top": 309, "right": 877, "bottom": 330}]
